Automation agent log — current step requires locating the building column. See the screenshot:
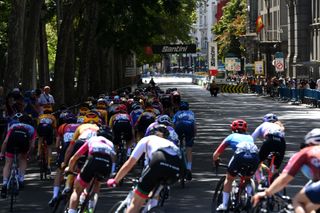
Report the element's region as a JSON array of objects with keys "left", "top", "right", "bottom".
[{"left": 293, "top": 0, "right": 311, "bottom": 78}]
